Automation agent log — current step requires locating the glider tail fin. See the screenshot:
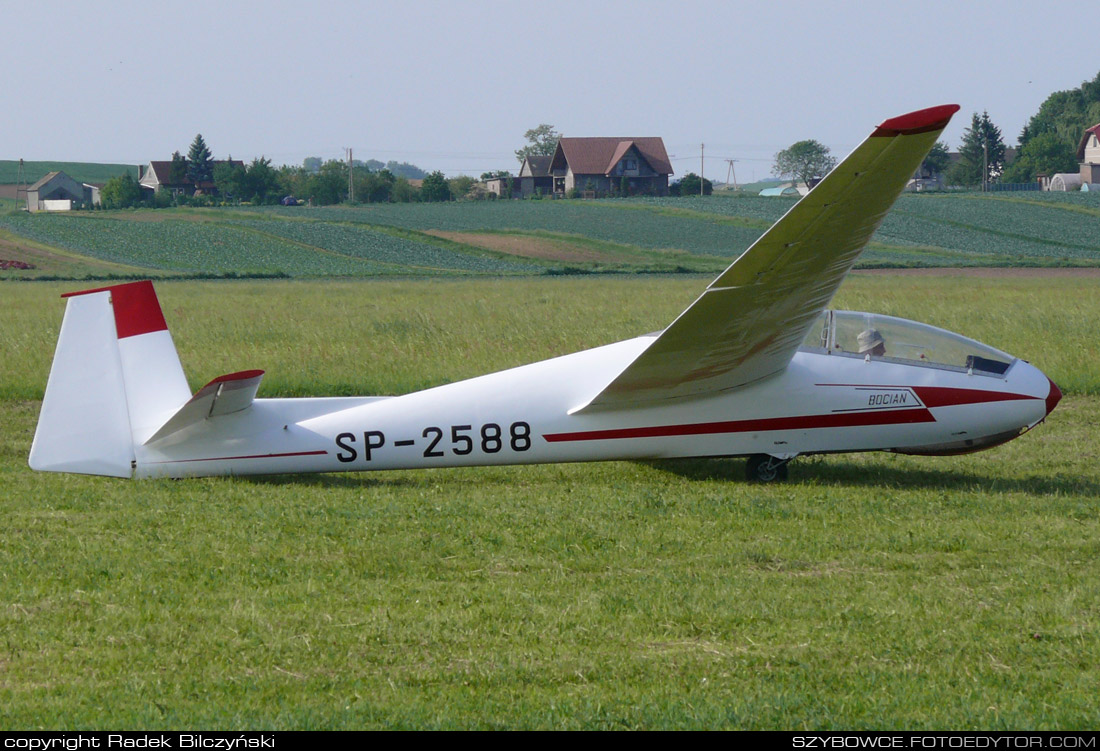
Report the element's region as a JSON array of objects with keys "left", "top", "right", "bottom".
[{"left": 29, "top": 281, "right": 191, "bottom": 477}]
